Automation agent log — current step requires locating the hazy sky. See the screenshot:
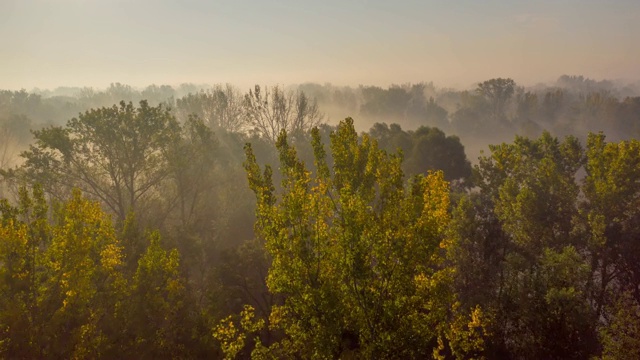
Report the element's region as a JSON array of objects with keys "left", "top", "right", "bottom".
[{"left": 1, "top": 0, "right": 639, "bottom": 90}]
